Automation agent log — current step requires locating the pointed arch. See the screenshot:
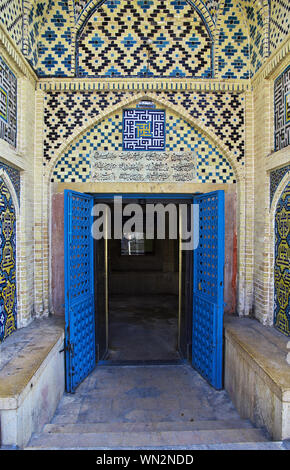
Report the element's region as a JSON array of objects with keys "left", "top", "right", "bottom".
[
  {"left": 0, "top": 168, "right": 20, "bottom": 218},
  {"left": 267, "top": 172, "right": 290, "bottom": 330},
  {"left": 46, "top": 91, "right": 242, "bottom": 184},
  {"left": 75, "top": 0, "right": 214, "bottom": 78},
  {"left": 76, "top": 0, "right": 215, "bottom": 38},
  {"left": 0, "top": 168, "right": 19, "bottom": 342}
]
